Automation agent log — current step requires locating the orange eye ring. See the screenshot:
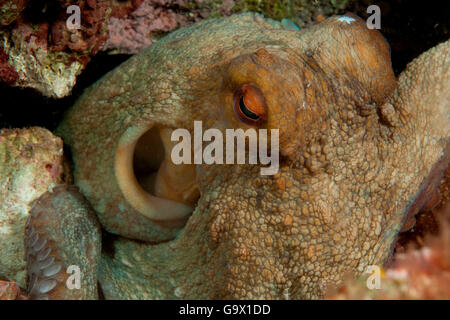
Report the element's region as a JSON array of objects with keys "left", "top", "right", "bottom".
[{"left": 233, "top": 84, "right": 267, "bottom": 125}]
